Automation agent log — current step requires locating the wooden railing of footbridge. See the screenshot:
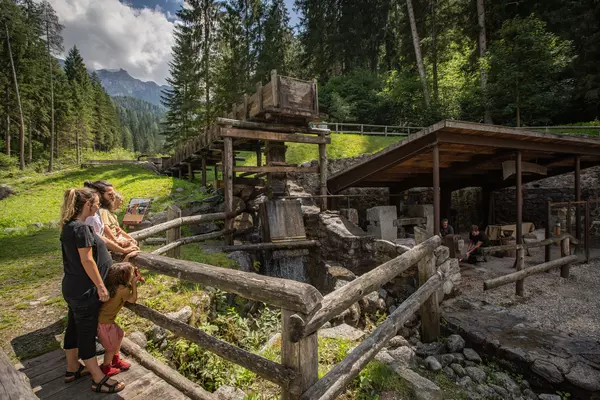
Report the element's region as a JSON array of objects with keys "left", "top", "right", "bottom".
[{"left": 125, "top": 218, "right": 461, "bottom": 399}]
